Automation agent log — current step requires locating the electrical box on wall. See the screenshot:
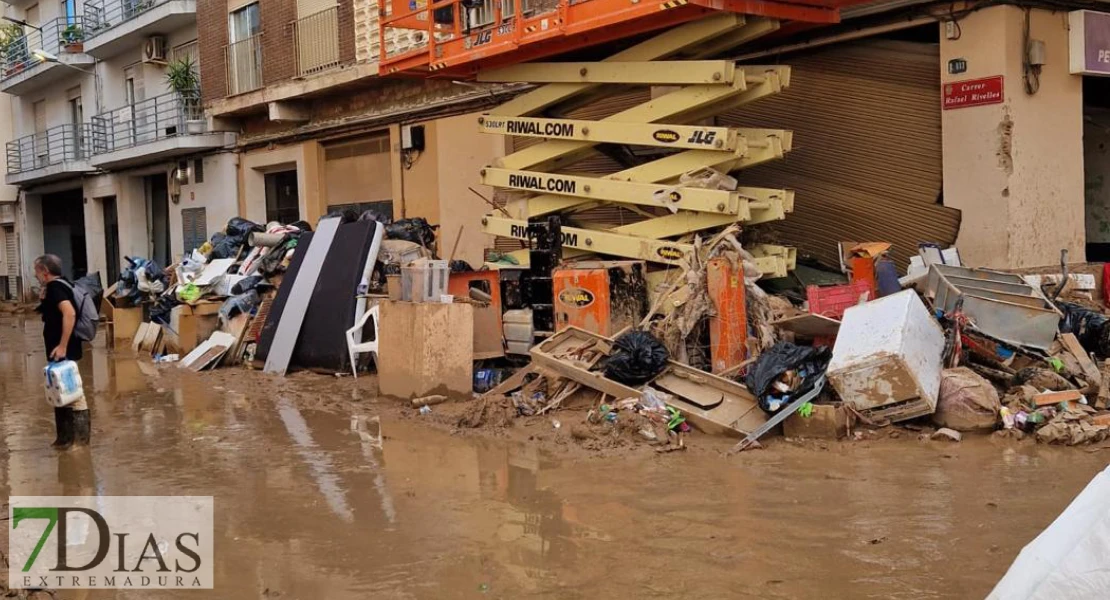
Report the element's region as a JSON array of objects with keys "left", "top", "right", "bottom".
[{"left": 401, "top": 125, "right": 426, "bottom": 152}]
